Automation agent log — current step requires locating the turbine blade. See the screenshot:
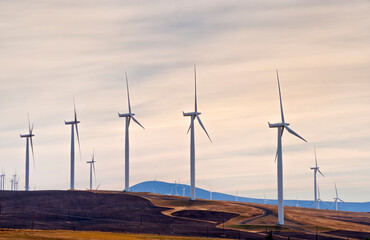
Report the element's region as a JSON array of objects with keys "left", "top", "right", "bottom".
[
  {"left": 335, "top": 182, "right": 338, "bottom": 197},
  {"left": 96, "top": 183, "right": 101, "bottom": 190},
  {"left": 75, "top": 124, "right": 82, "bottom": 161},
  {"left": 132, "top": 116, "right": 145, "bottom": 129},
  {"left": 73, "top": 98, "right": 77, "bottom": 123},
  {"left": 186, "top": 116, "right": 195, "bottom": 134},
  {"left": 314, "top": 145, "right": 318, "bottom": 168},
  {"left": 186, "top": 123, "right": 192, "bottom": 134},
  {"left": 339, "top": 198, "right": 345, "bottom": 203},
  {"left": 30, "top": 137, "right": 35, "bottom": 171},
  {"left": 125, "top": 73, "right": 132, "bottom": 114},
  {"left": 196, "top": 115, "right": 212, "bottom": 142},
  {"left": 276, "top": 70, "right": 285, "bottom": 124},
  {"left": 93, "top": 162, "right": 96, "bottom": 184},
  {"left": 285, "top": 125, "right": 307, "bottom": 142},
  {"left": 318, "top": 169, "right": 325, "bottom": 177},
  {"left": 194, "top": 64, "right": 197, "bottom": 113},
  {"left": 274, "top": 127, "right": 284, "bottom": 163},
  {"left": 28, "top": 113, "right": 31, "bottom": 133}
]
